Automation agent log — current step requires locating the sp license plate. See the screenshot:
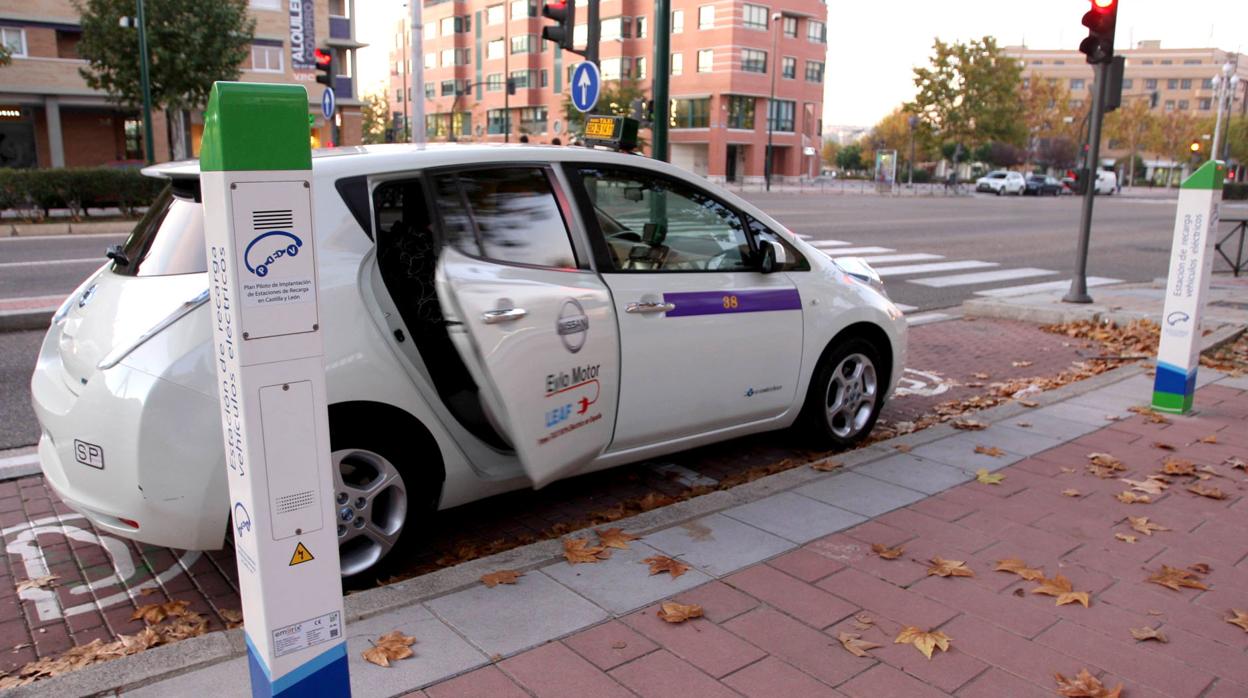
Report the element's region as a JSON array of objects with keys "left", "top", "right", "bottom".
[{"left": 74, "top": 440, "right": 105, "bottom": 469}]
